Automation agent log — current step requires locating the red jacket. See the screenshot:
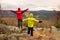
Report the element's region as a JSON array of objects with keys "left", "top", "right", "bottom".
[{"left": 11, "top": 8, "right": 28, "bottom": 19}]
